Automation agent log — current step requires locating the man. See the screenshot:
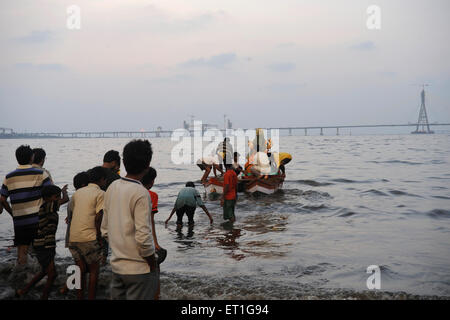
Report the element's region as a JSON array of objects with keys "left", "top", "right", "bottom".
[
  {"left": 216, "top": 137, "right": 233, "bottom": 167},
  {"left": 0, "top": 145, "right": 53, "bottom": 265},
  {"left": 32, "top": 148, "right": 54, "bottom": 183},
  {"left": 165, "top": 182, "right": 213, "bottom": 227},
  {"left": 221, "top": 164, "right": 238, "bottom": 223},
  {"left": 232, "top": 152, "right": 243, "bottom": 176},
  {"left": 197, "top": 155, "right": 223, "bottom": 183},
  {"left": 101, "top": 139, "right": 158, "bottom": 300},
  {"left": 101, "top": 150, "right": 121, "bottom": 191}
]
